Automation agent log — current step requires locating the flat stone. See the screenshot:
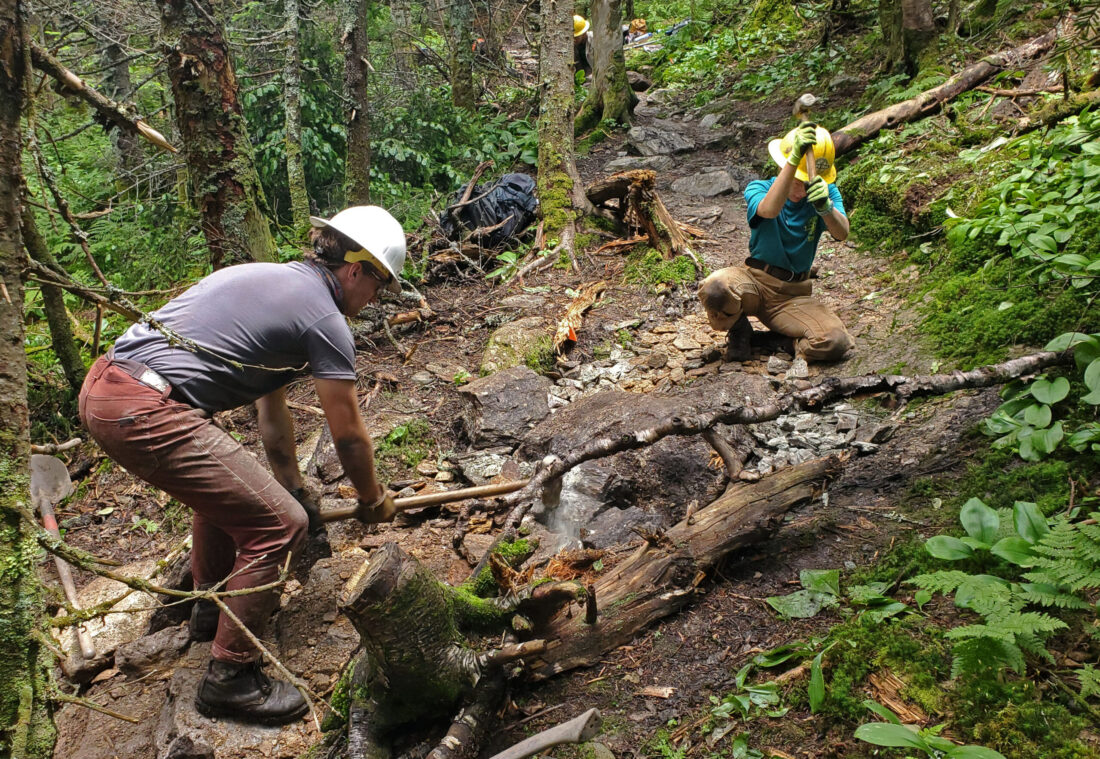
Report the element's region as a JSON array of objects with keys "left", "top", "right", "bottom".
[
  {"left": 647, "top": 351, "right": 668, "bottom": 369},
  {"left": 670, "top": 171, "right": 735, "bottom": 198},
  {"left": 699, "top": 113, "right": 724, "bottom": 130},
  {"left": 426, "top": 362, "right": 466, "bottom": 382},
  {"left": 851, "top": 440, "right": 880, "bottom": 454},
  {"left": 604, "top": 155, "right": 675, "bottom": 173},
  {"left": 835, "top": 412, "right": 858, "bottom": 432},
  {"left": 411, "top": 370, "right": 435, "bottom": 385},
  {"left": 766, "top": 356, "right": 790, "bottom": 375},
  {"left": 499, "top": 293, "right": 548, "bottom": 310},
  {"left": 626, "top": 125, "right": 695, "bottom": 156},
  {"left": 450, "top": 450, "right": 510, "bottom": 485},
  {"left": 669, "top": 367, "right": 685, "bottom": 383},
  {"left": 672, "top": 335, "right": 701, "bottom": 351},
  {"left": 458, "top": 366, "right": 553, "bottom": 448},
  {"left": 627, "top": 70, "right": 653, "bottom": 91}
]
